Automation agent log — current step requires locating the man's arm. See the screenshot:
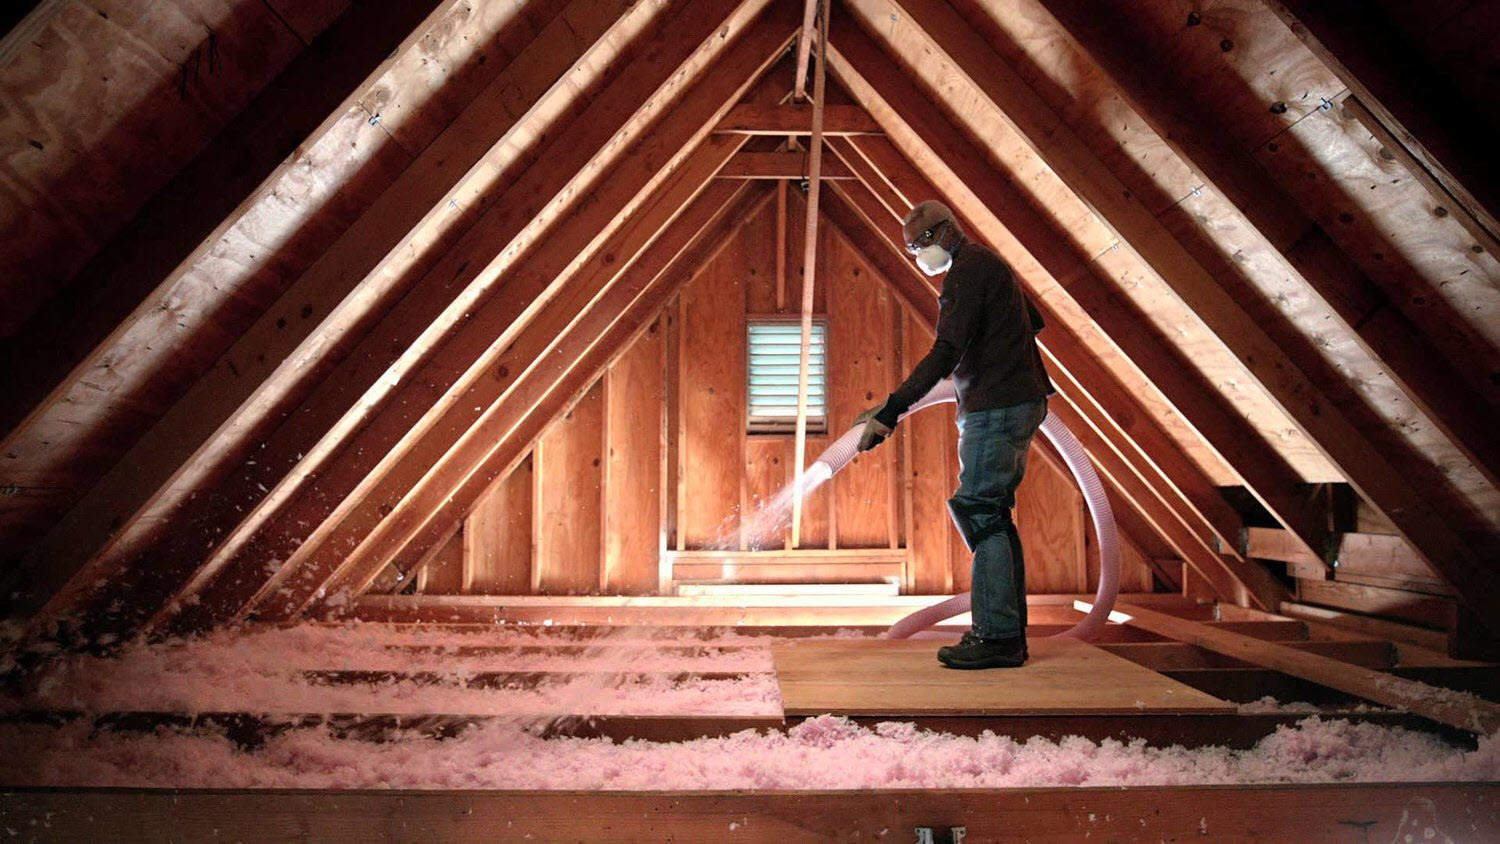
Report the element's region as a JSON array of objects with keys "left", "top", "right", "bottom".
[{"left": 873, "top": 261, "right": 985, "bottom": 427}]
